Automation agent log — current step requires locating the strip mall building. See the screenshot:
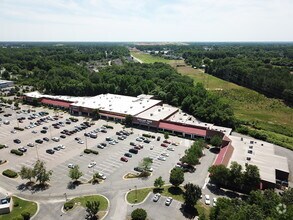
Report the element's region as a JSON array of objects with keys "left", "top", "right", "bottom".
[{"left": 24, "top": 91, "right": 289, "bottom": 189}]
